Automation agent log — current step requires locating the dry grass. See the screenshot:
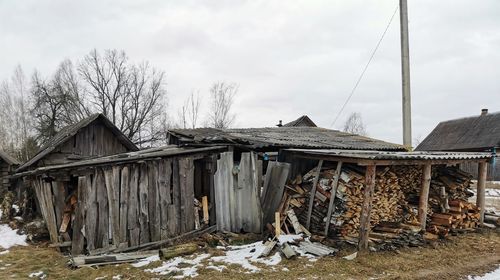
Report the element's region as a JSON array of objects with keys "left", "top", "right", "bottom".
[{"left": 1, "top": 231, "right": 499, "bottom": 280}]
